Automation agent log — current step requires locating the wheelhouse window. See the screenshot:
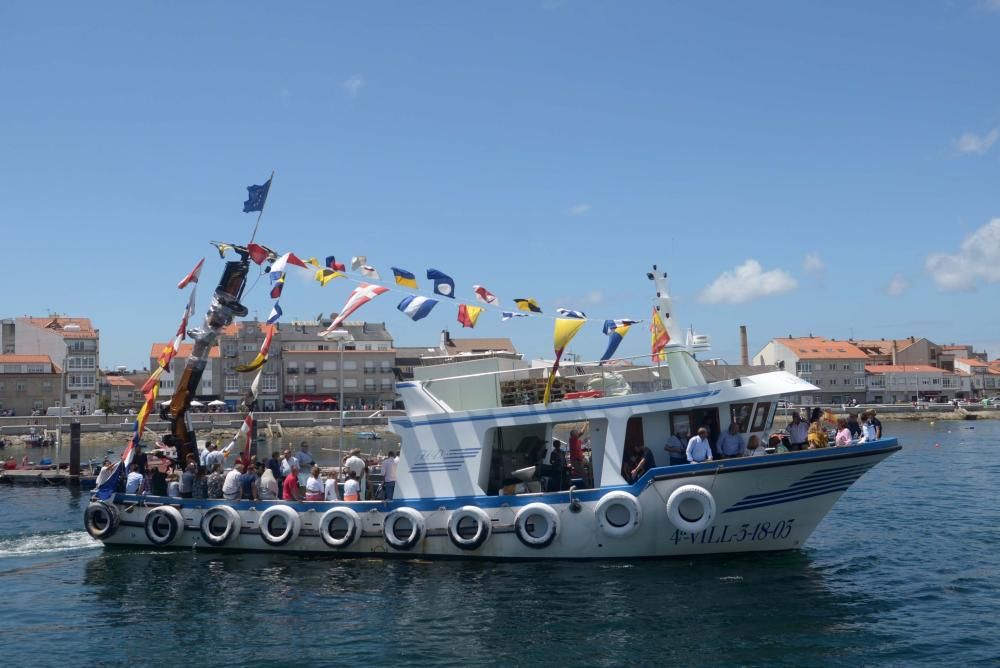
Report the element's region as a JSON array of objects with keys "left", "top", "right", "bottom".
[
  {"left": 730, "top": 403, "right": 753, "bottom": 432},
  {"left": 751, "top": 402, "right": 772, "bottom": 432}
]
